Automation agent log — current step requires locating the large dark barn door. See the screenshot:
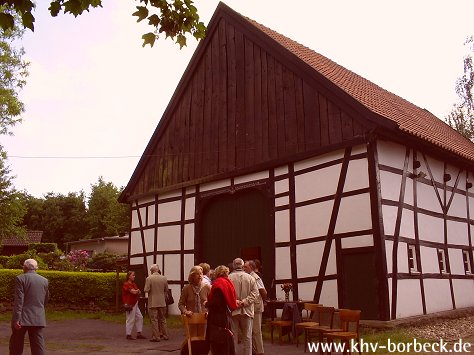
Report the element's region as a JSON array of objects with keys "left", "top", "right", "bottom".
[
  {"left": 340, "top": 248, "right": 379, "bottom": 320},
  {"left": 198, "top": 189, "right": 273, "bottom": 291}
]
